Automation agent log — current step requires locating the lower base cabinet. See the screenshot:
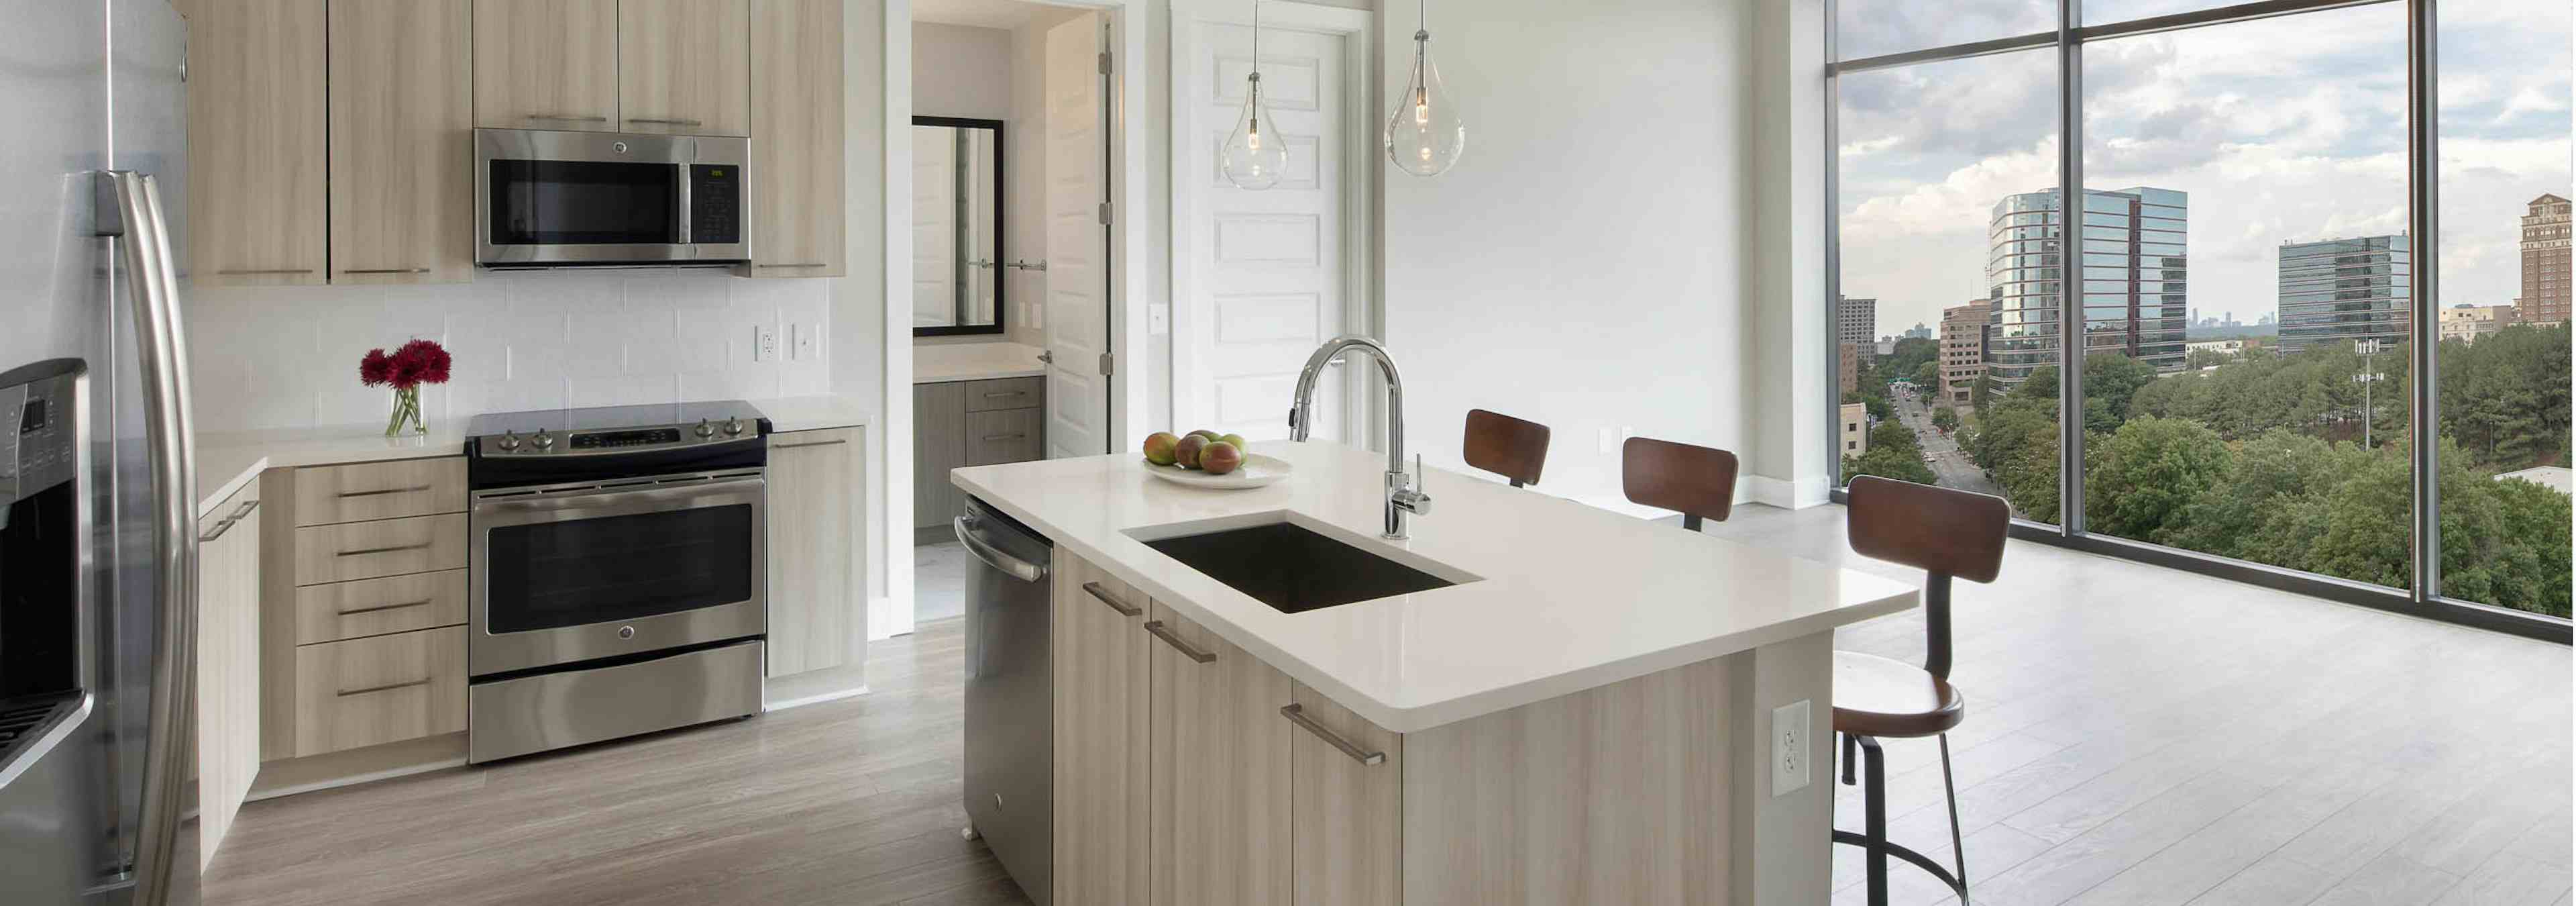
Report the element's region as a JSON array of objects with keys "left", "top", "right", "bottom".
[
  {"left": 766, "top": 426, "right": 864, "bottom": 677},
  {"left": 197, "top": 476, "right": 264, "bottom": 868}
]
